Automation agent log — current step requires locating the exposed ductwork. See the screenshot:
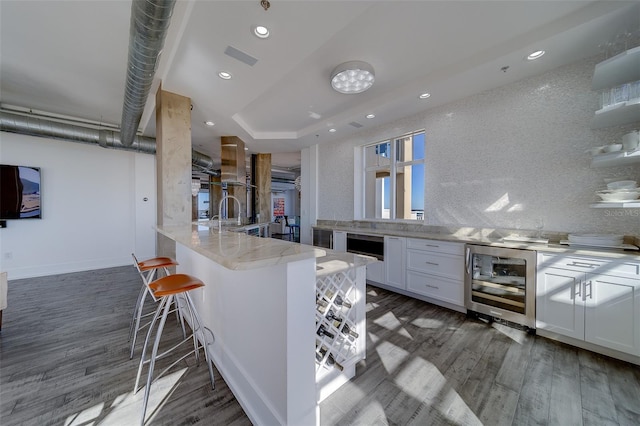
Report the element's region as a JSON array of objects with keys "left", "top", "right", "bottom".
[
  {"left": 120, "top": 0, "right": 177, "bottom": 147},
  {"left": 0, "top": 111, "right": 217, "bottom": 175}
]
